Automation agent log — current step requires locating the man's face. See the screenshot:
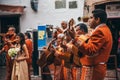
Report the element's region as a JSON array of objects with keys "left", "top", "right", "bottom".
[
  {"left": 75, "top": 26, "right": 84, "bottom": 35},
  {"left": 88, "top": 14, "right": 98, "bottom": 29},
  {"left": 8, "top": 28, "right": 14, "bottom": 34},
  {"left": 57, "top": 38, "right": 62, "bottom": 46},
  {"left": 61, "top": 22, "right": 67, "bottom": 29}
]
